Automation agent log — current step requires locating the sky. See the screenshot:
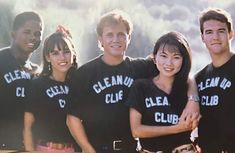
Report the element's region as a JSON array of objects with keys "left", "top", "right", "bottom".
[{"left": 0, "top": 0, "right": 235, "bottom": 74}]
